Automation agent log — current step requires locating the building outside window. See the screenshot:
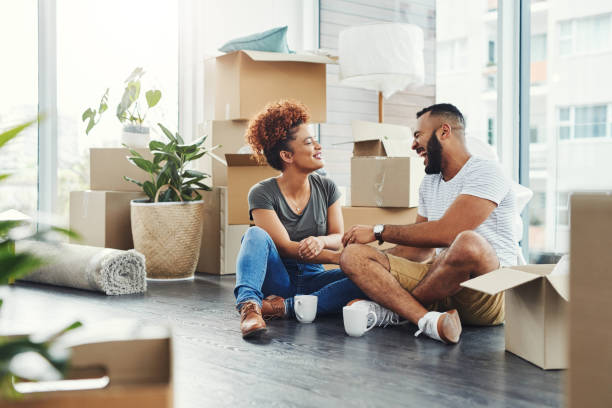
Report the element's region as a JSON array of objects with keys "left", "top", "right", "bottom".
[{"left": 559, "top": 13, "right": 612, "bottom": 56}]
